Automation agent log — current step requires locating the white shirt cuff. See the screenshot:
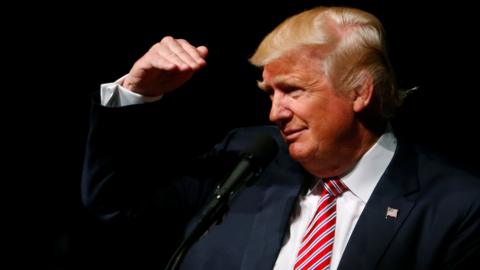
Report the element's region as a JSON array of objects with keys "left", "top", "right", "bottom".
[{"left": 100, "top": 75, "right": 163, "bottom": 107}]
